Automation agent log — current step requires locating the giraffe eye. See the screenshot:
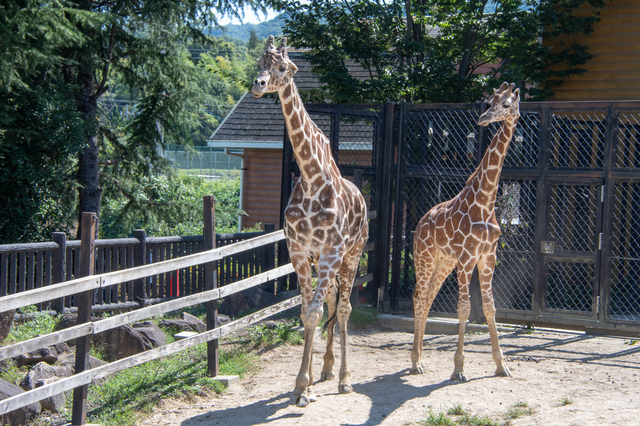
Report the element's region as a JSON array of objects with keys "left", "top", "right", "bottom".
[{"left": 279, "top": 64, "right": 287, "bottom": 72}]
